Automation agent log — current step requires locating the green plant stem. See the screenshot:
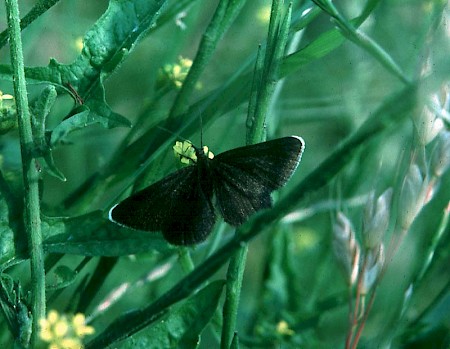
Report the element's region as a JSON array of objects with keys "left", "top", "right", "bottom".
[
  {"left": 312, "top": 0, "right": 409, "bottom": 84},
  {"left": 5, "top": 0, "right": 45, "bottom": 346},
  {"left": 346, "top": 253, "right": 368, "bottom": 349},
  {"left": 168, "top": 0, "right": 246, "bottom": 120},
  {"left": 0, "top": 0, "right": 61, "bottom": 49},
  {"left": 222, "top": 3, "right": 292, "bottom": 347},
  {"left": 220, "top": 244, "right": 247, "bottom": 349},
  {"left": 247, "top": 1, "right": 291, "bottom": 144},
  {"left": 178, "top": 247, "right": 195, "bottom": 273},
  {"left": 350, "top": 283, "right": 377, "bottom": 349}
]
